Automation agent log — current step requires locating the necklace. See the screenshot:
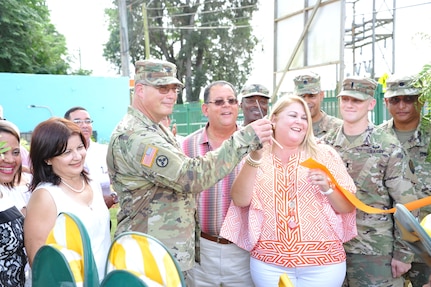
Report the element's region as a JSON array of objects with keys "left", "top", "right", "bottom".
[
  {"left": 283, "top": 154, "right": 300, "bottom": 230},
  {"left": 61, "top": 178, "right": 86, "bottom": 193}
]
